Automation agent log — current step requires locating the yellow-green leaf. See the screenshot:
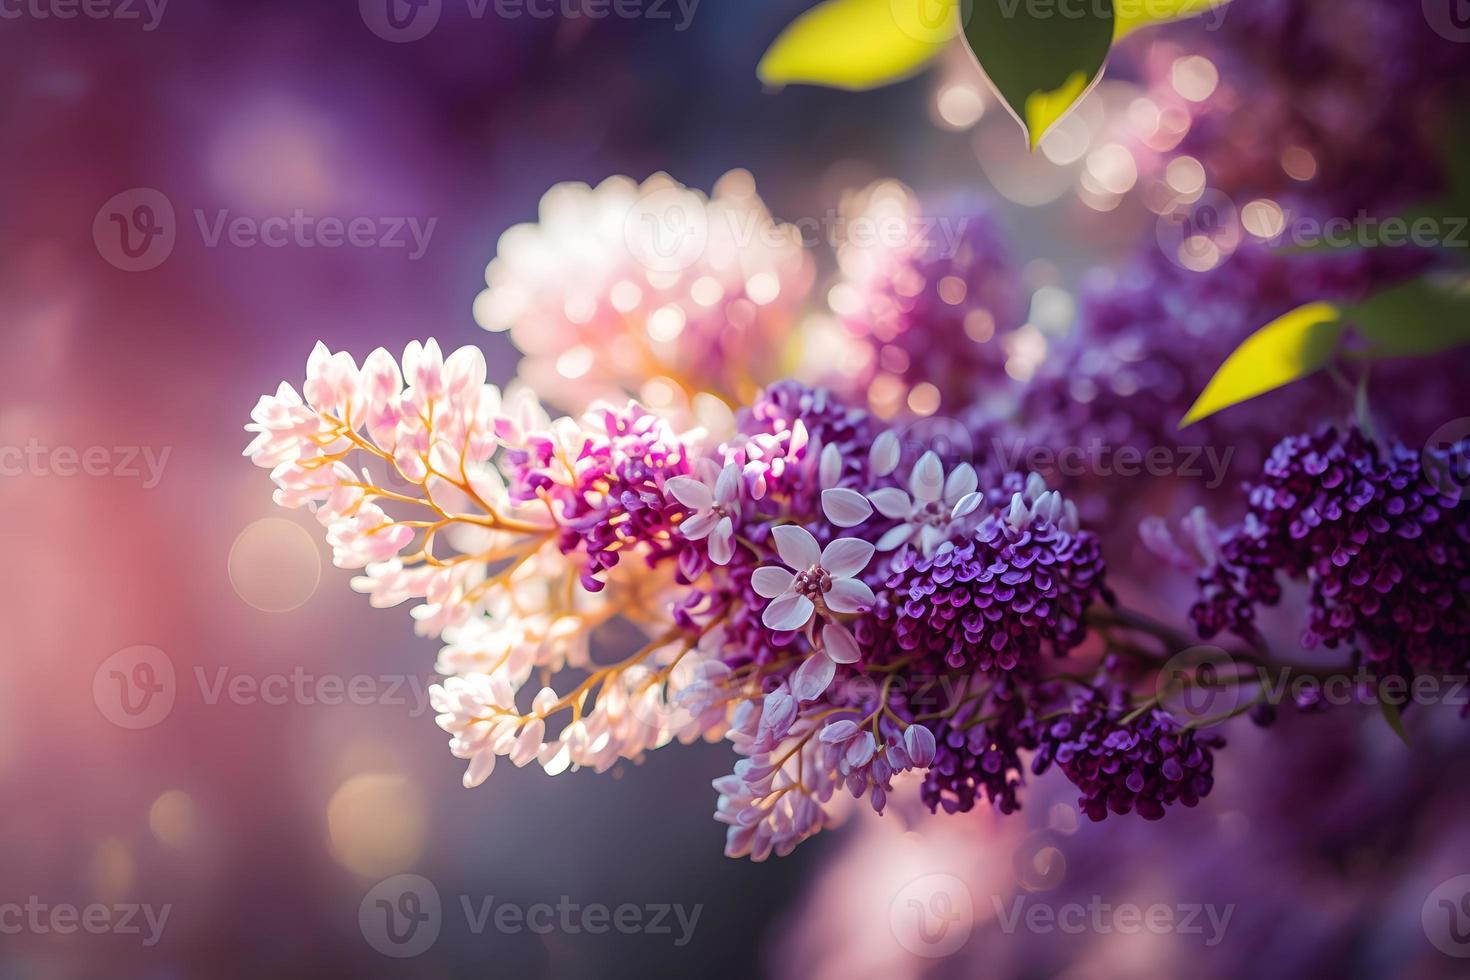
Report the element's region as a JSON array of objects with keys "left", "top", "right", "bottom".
[
  {"left": 961, "top": 0, "right": 1115, "bottom": 149},
  {"left": 757, "top": 0, "right": 954, "bottom": 92},
  {"left": 1180, "top": 302, "right": 1344, "bottom": 428},
  {"left": 1114, "top": 0, "right": 1231, "bottom": 39}
]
